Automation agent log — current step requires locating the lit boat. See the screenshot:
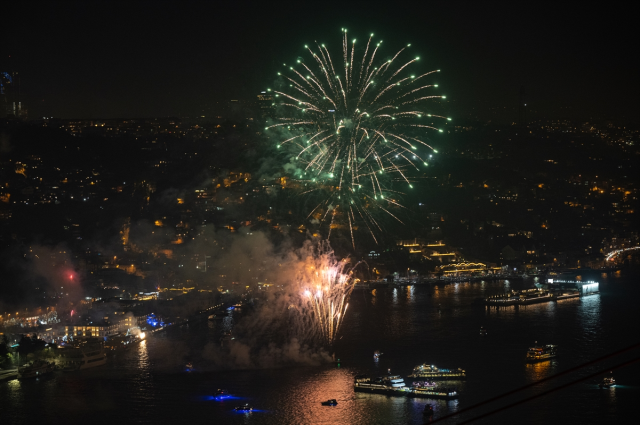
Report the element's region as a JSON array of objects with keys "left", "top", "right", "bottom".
[
  {"left": 354, "top": 374, "right": 458, "bottom": 399},
  {"left": 234, "top": 404, "right": 253, "bottom": 412},
  {"left": 599, "top": 375, "right": 616, "bottom": 389},
  {"left": 526, "top": 343, "right": 557, "bottom": 362},
  {"left": 355, "top": 374, "right": 409, "bottom": 394},
  {"left": 411, "top": 383, "right": 459, "bottom": 399},
  {"left": 185, "top": 362, "right": 193, "bottom": 372},
  {"left": 480, "top": 326, "right": 487, "bottom": 336},
  {"left": 59, "top": 347, "right": 107, "bottom": 371},
  {"left": 18, "top": 360, "right": 55, "bottom": 379},
  {"left": 321, "top": 399, "right": 338, "bottom": 406},
  {"left": 409, "top": 364, "right": 466, "bottom": 380}
]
